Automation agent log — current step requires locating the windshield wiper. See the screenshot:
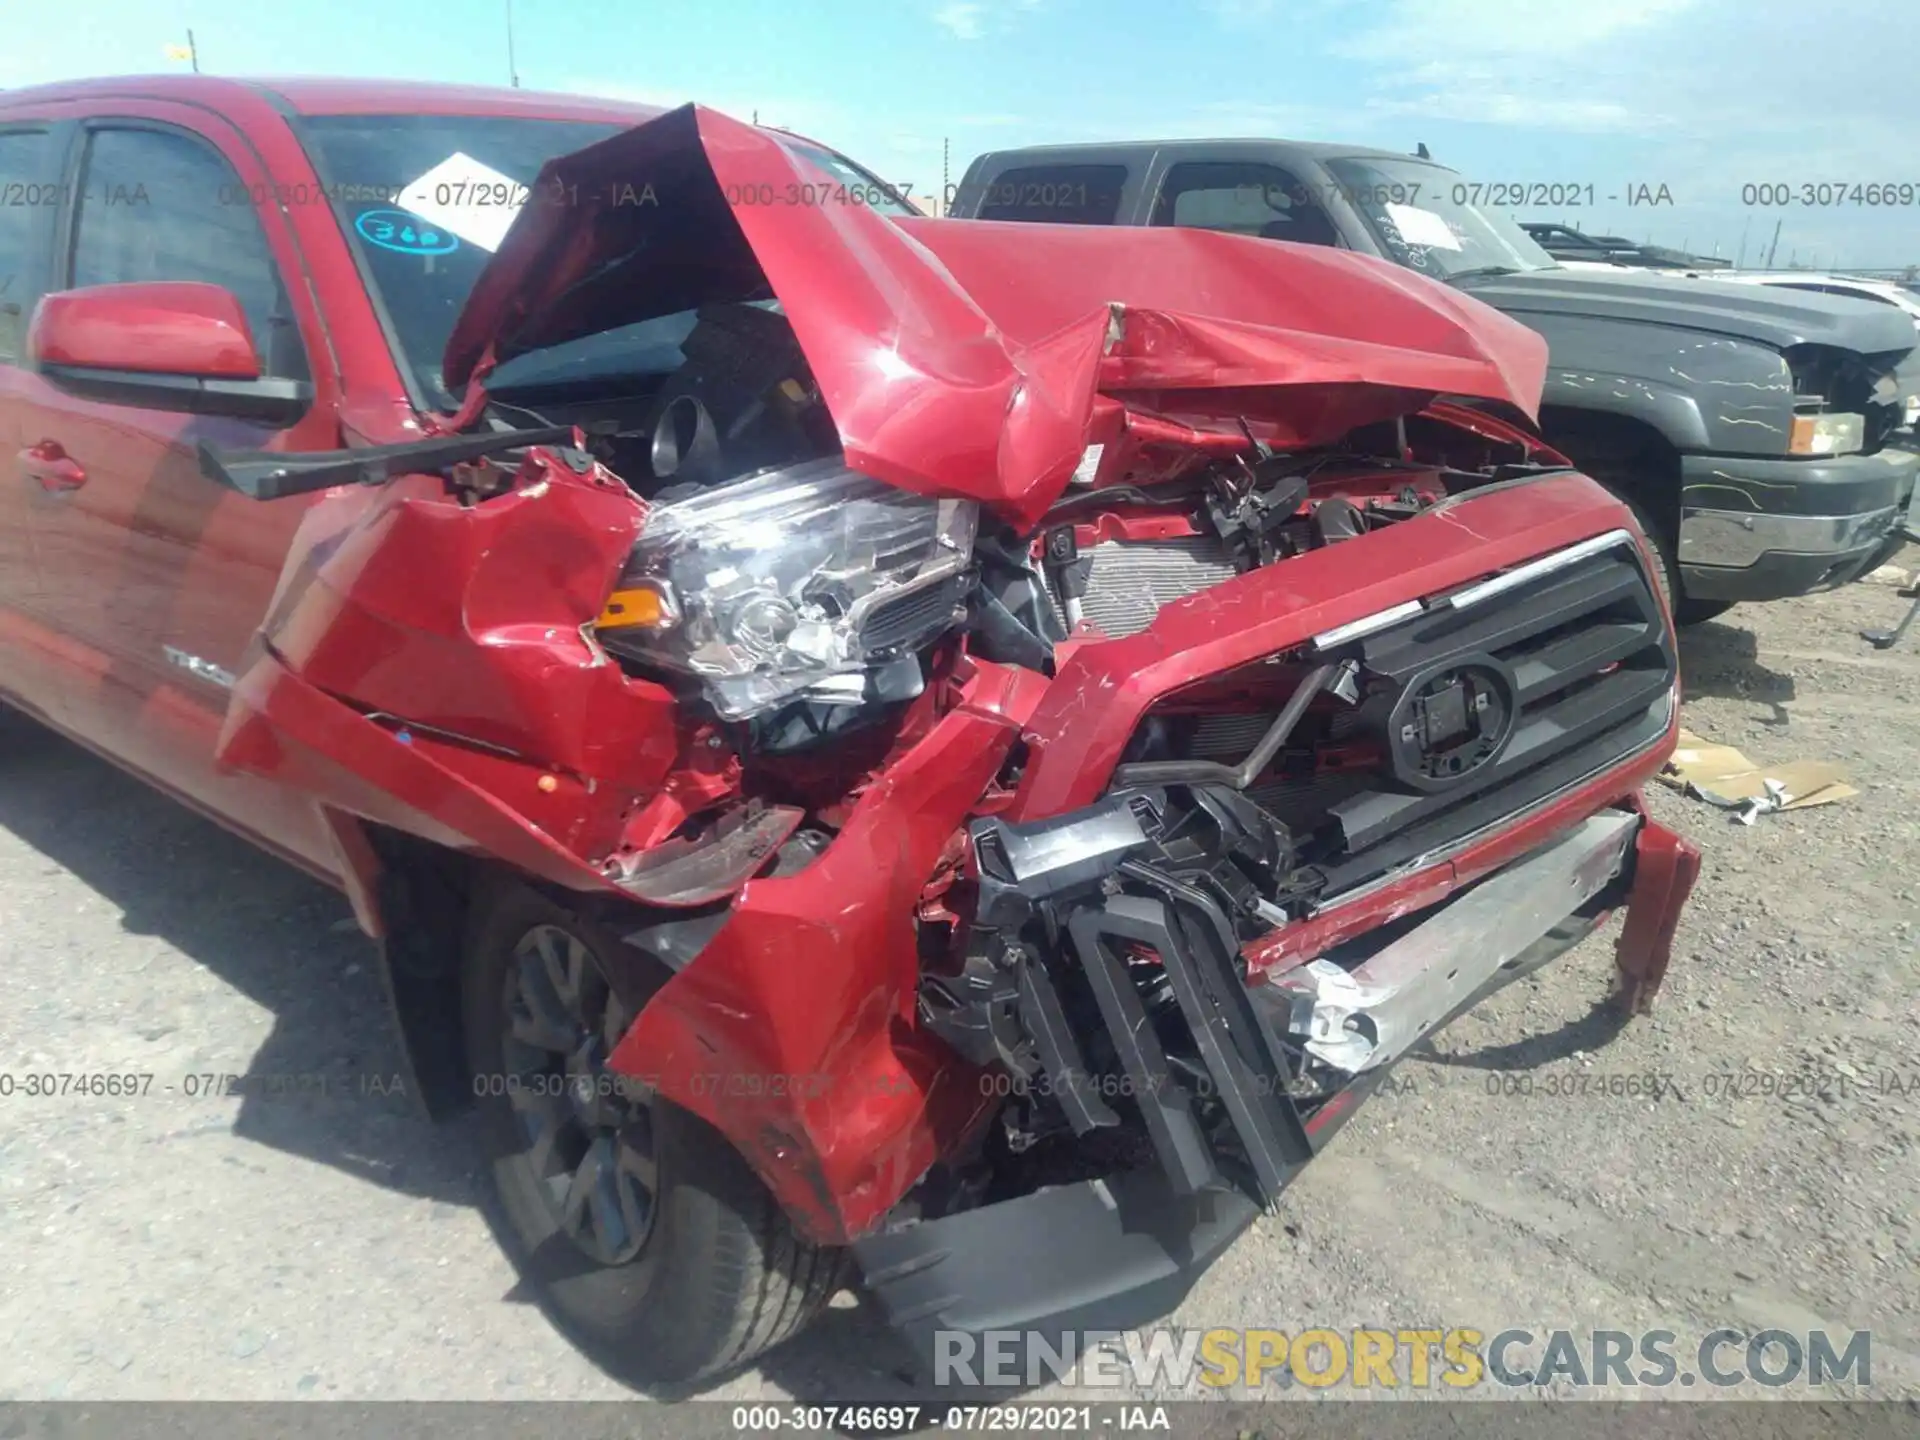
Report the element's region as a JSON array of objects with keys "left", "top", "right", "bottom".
[
  {"left": 1442, "top": 265, "right": 1523, "bottom": 283},
  {"left": 198, "top": 421, "right": 616, "bottom": 501}
]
